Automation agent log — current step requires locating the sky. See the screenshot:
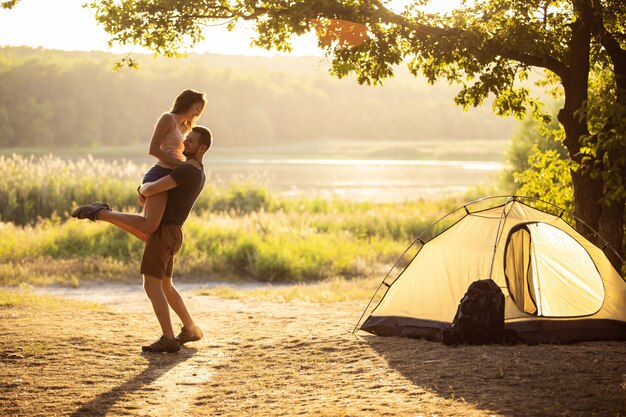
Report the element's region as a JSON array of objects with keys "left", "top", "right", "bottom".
[
  {"left": 0, "top": 0, "right": 457, "bottom": 56},
  {"left": 0, "top": 0, "right": 318, "bottom": 56}
]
